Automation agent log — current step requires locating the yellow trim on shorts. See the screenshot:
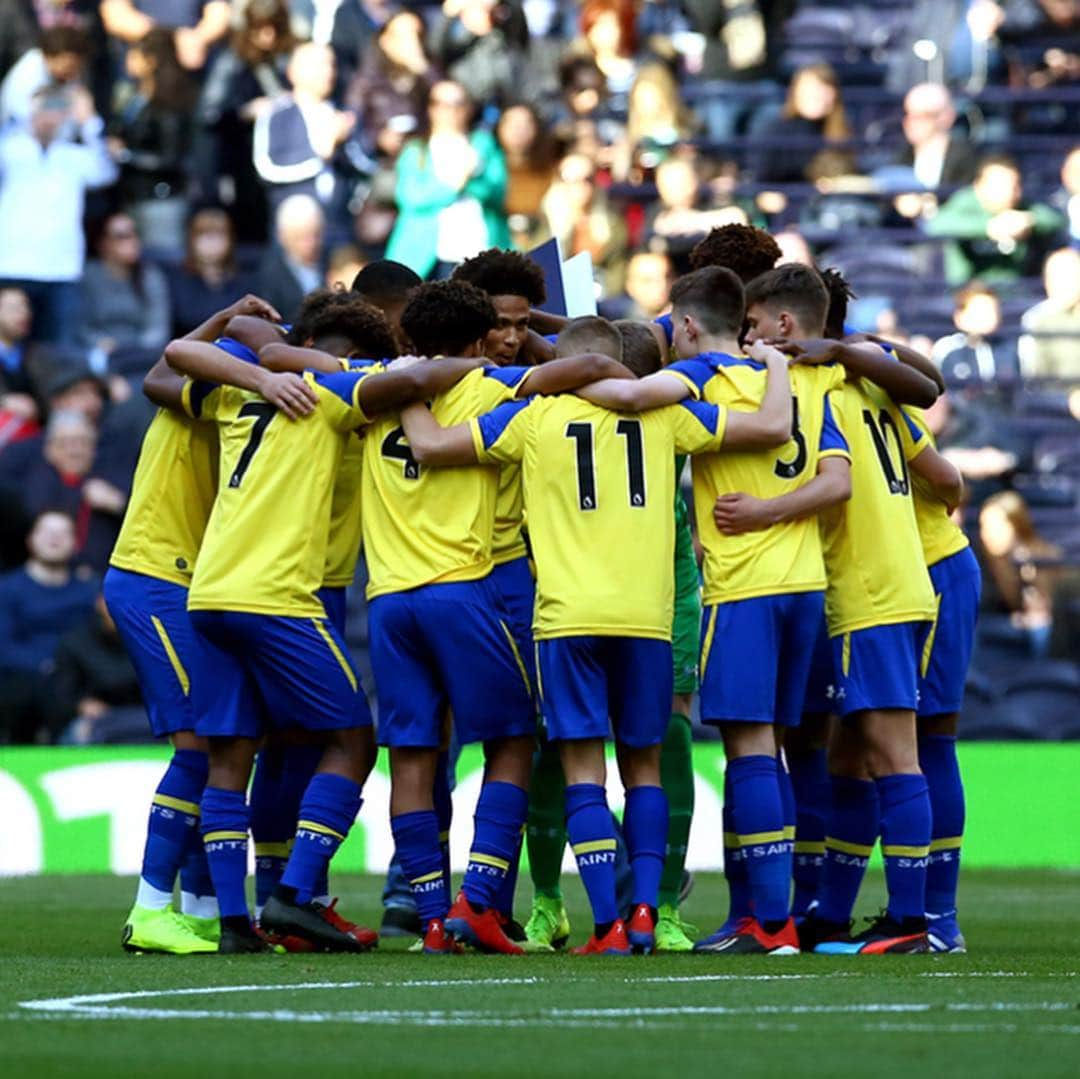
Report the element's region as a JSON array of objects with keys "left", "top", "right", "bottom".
[
  {"left": 841, "top": 633, "right": 851, "bottom": 678},
  {"left": 534, "top": 642, "right": 544, "bottom": 701},
  {"left": 699, "top": 606, "right": 719, "bottom": 675},
  {"left": 152, "top": 793, "right": 200, "bottom": 815},
  {"left": 572, "top": 839, "right": 617, "bottom": 856},
  {"left": 921, "top": 594, "right": 942, "bottom": 679},
  {"left": 468, "top": 852, "right": 510, "bottom": 871},
  {"left": 312, "top": 619, "right": 358, "bottom": 692},
  {"left": 826, "top": 836, "right": 873, "bottom": 857},
  {"left": 297, "top": 819, "right": 345, "bottom": 841},
  {"left": 151, "top": 615, "right": 190, "bottom": 696},
  {"left": 499, "top": 619, "right": 531, "bottom": 696}
]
